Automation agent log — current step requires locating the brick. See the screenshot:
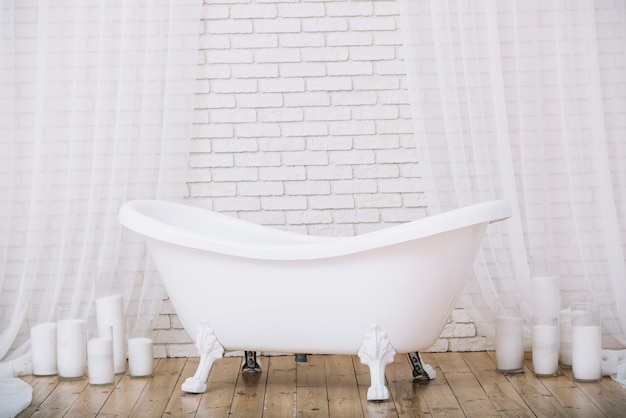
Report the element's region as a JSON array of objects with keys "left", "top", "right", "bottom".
[
  {"left": 304, "top": 107, "right": 351, "bottom": 122},
  {"left": 355, "top": 193, "right": 402, "bottom": 208},
  {"left": 234, "top": 152, "right": 281, "bottom": 167},
  {"left": 326, "top": 2, "right": 373, "bottom": 17},
  {"left": 279, "top": 33, "right": 325, "bottom": 48},
  {"left": 212, "top": 167, "right": 258, "bottom": 182},
  {"left": 258, "top": 108, "right": 303, "bottom": 122},
  {"left": 237, "top": 93, "right": 284, "bottom": 108},
  {"left": 259, "top": 77, "right": 305, "bottom": 92},
  {"left": 306, "top": 77, "right": 353, "bottom": 92},
  {"left": 231, "top": 63, "right": 279, "bottom": 78},
  {"left": 308, "top": 194, "right": 355, "bottom": 209},
  {"left": 261, "top": 196, "right": 307, "bottom": 210},
  {"left": 349, "top": 16, "right": 396, "bottom": 31},
  {"left": 284, "top": 180, "right": 331, "bottom": 195},
  {"left": 332, "top": 179, "right": 377, "bottom": 194},
  {"left": 211, "top": 78, "right": 257, "bottom": 94},
  {"left": 280, "top": 62, "right": 326, "bottom": 77},
  {"left": 326, "top": 61, "right": 373, "bottom": 76},
  {"left": 286, "top": 210, "right": 333, "bottom": 225},
  {"left": 302, "top": 17, "right": 348, "bottom": 32},
  {"left": 448, "top": 337, "right": 493, "bottom": 352},
  {"left": 254, "top": 18, "right": 301, "bottom": 34},
  {"left": 238, "top": 181, "right": 283, "bottom": 196},
  {"left": 284, "top": 92, "right": 331, "bottom": 107},
  {"left": 278, "top": 3, "right": 325, "bottom": 18},
  {"left": 231, "top": 4, "right": 278, "bottom": 19},
  {"left": 326, "top": 32, "right": 373, "bottom": 46},
  {"left": 211, "top": 138, "right": 259, "bottom": 153},
  {"left": 214, "top": 197, "right": 262, "bottom": 212},
  {"left": 255, "top": 47, "right": 301, "bottom": 63},
  {"left": 260, "top": 166, "right": 307, "bottom": 181}
]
